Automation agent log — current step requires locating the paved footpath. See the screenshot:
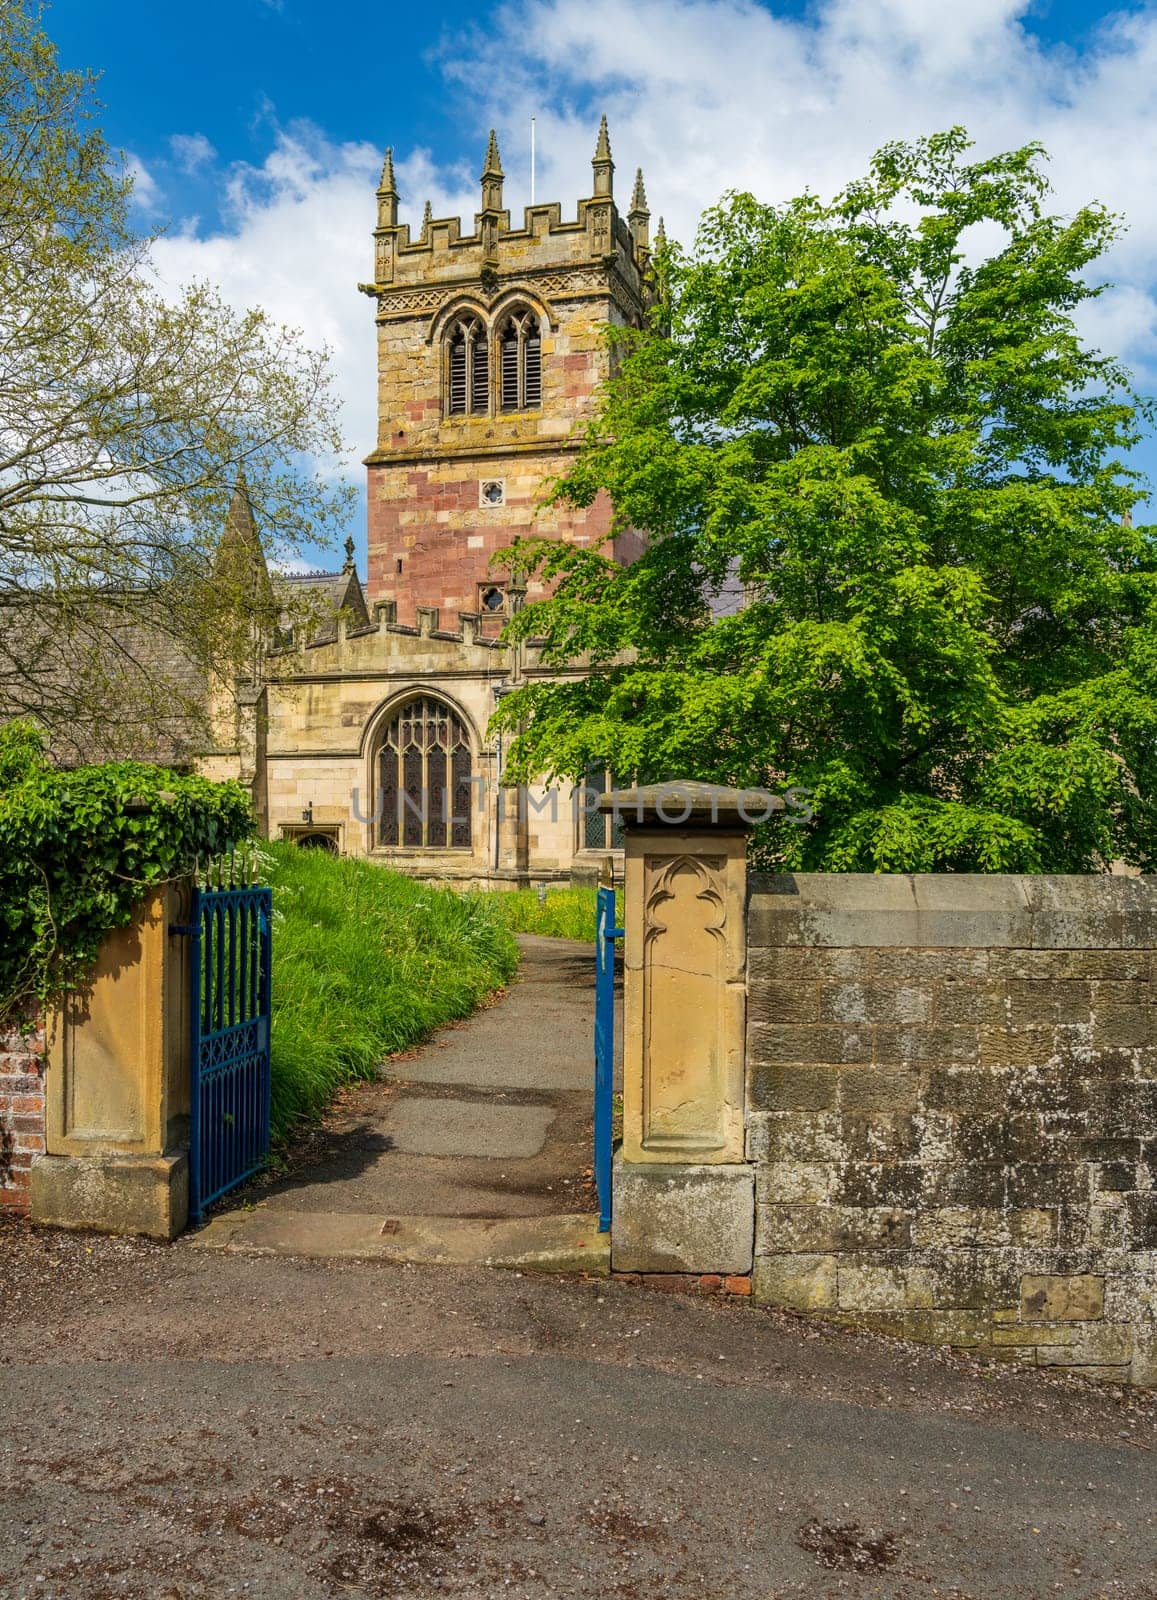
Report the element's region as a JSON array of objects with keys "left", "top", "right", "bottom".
[
  {"left": 1, "top": 937, "right": 1154, "bottom": 1599},
  {"left": 195, "top": 935, "right": 617, "bottom": 1270}
]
